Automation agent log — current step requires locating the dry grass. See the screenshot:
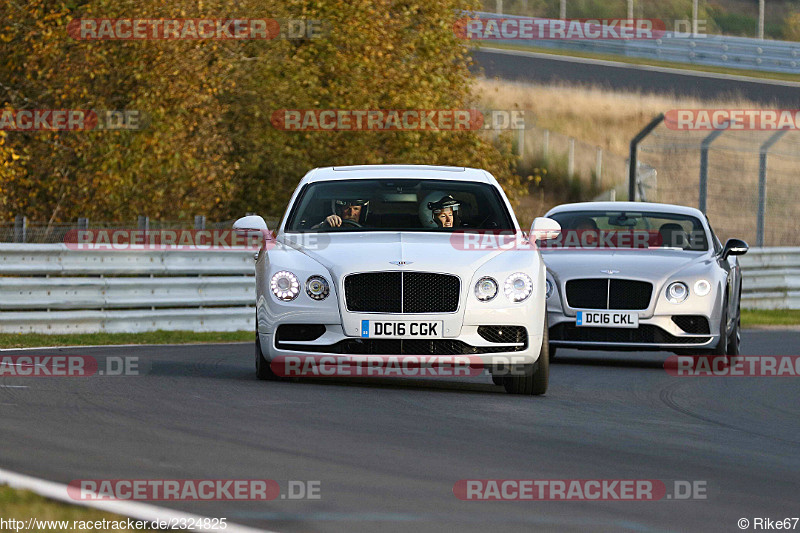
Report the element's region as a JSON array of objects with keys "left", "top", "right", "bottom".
[{"left": 475, "top": 78, "right": 771, "bottom": 155}]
